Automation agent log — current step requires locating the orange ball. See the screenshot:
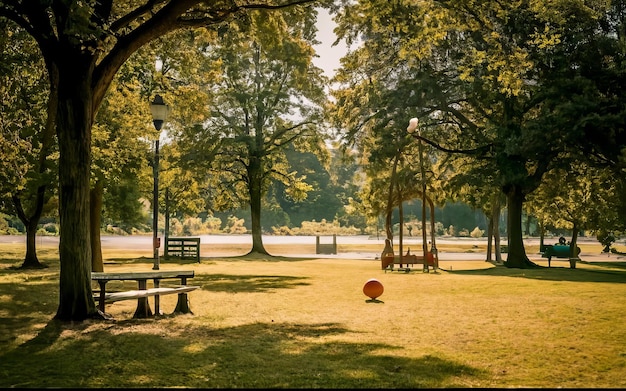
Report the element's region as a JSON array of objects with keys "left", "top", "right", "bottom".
[{"left": 363, "top": 278, "right": 384, "bottom": 300}]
